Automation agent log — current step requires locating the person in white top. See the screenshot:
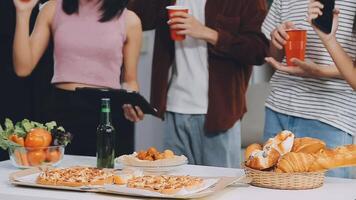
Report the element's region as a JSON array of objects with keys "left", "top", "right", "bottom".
[
  {"left": 165, "top": 0, "right": 240, "bottom": 167},
  {"left": 166, "top": 0, "right": 209, "bottom": 114},
  {"left": 127, "top": 0, "right": 269, "bottom": 168},
  {"left": 262, "top": 0, "right": 356, "bottom": 178}
]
